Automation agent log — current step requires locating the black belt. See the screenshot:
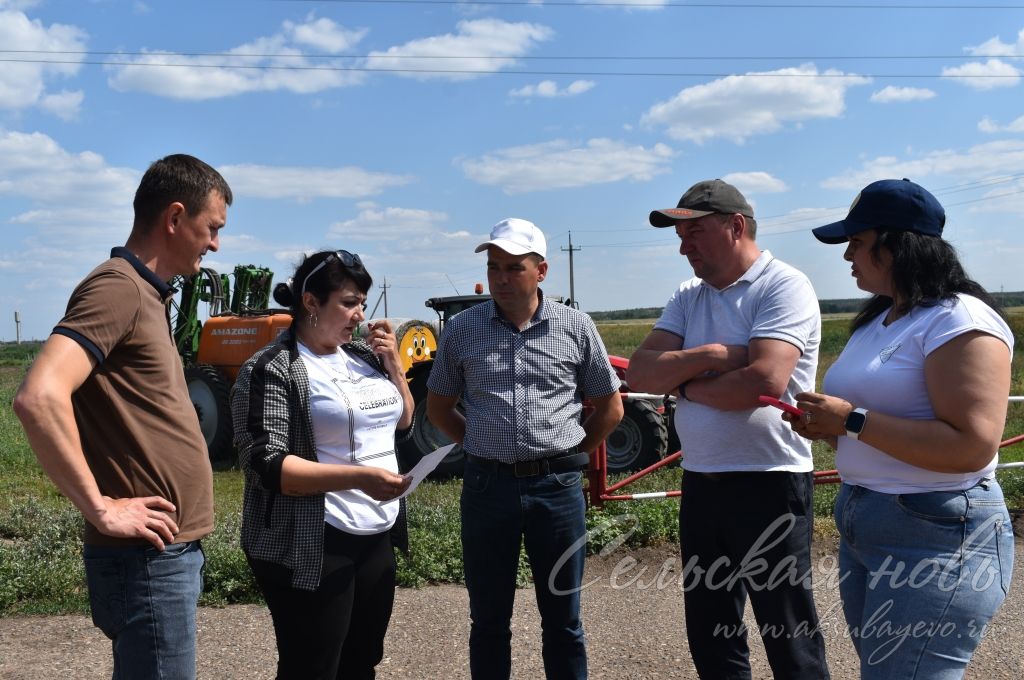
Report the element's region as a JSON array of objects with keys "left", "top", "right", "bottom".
[
  {"left": 467, "top": 451, "right": 590, "bottom": 478},
  {"left": 688, "top": 470, "right": 747, "bottom": 482}
]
